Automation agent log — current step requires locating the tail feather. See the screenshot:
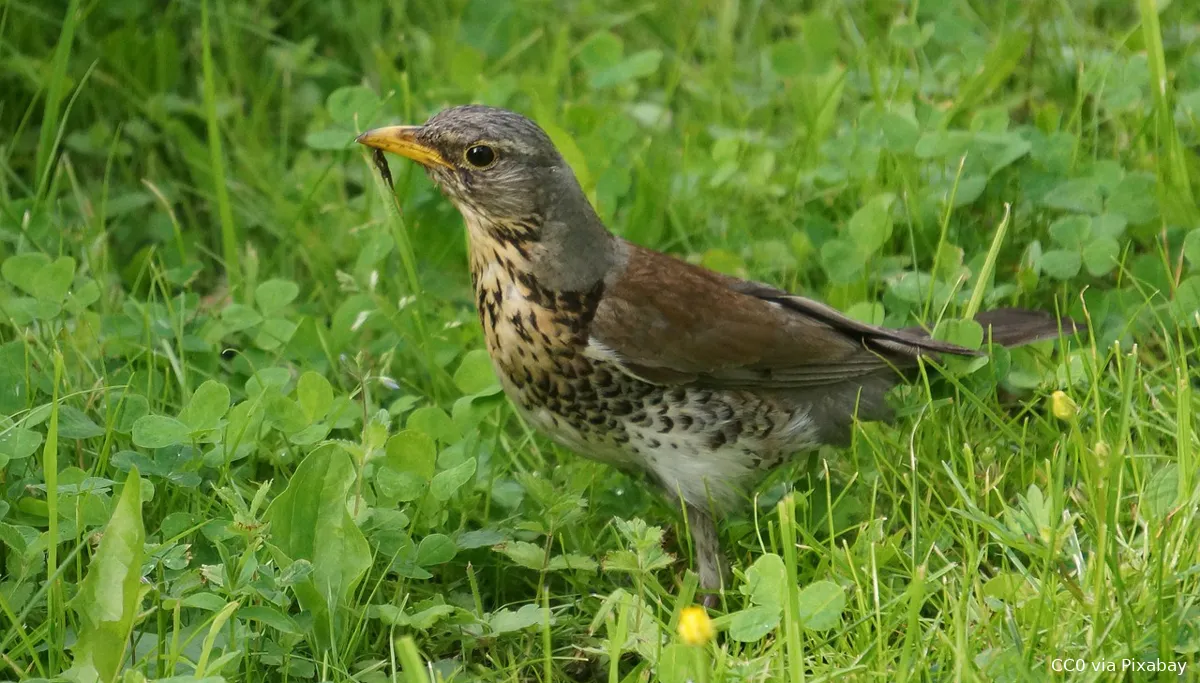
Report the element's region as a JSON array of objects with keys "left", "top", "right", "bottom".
[
  {"left": 971, "top": 307, "right": 1077, "bottom": 347},
  {"left": 898, "top": 307, "right": 1077, "bottom": 351}
]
